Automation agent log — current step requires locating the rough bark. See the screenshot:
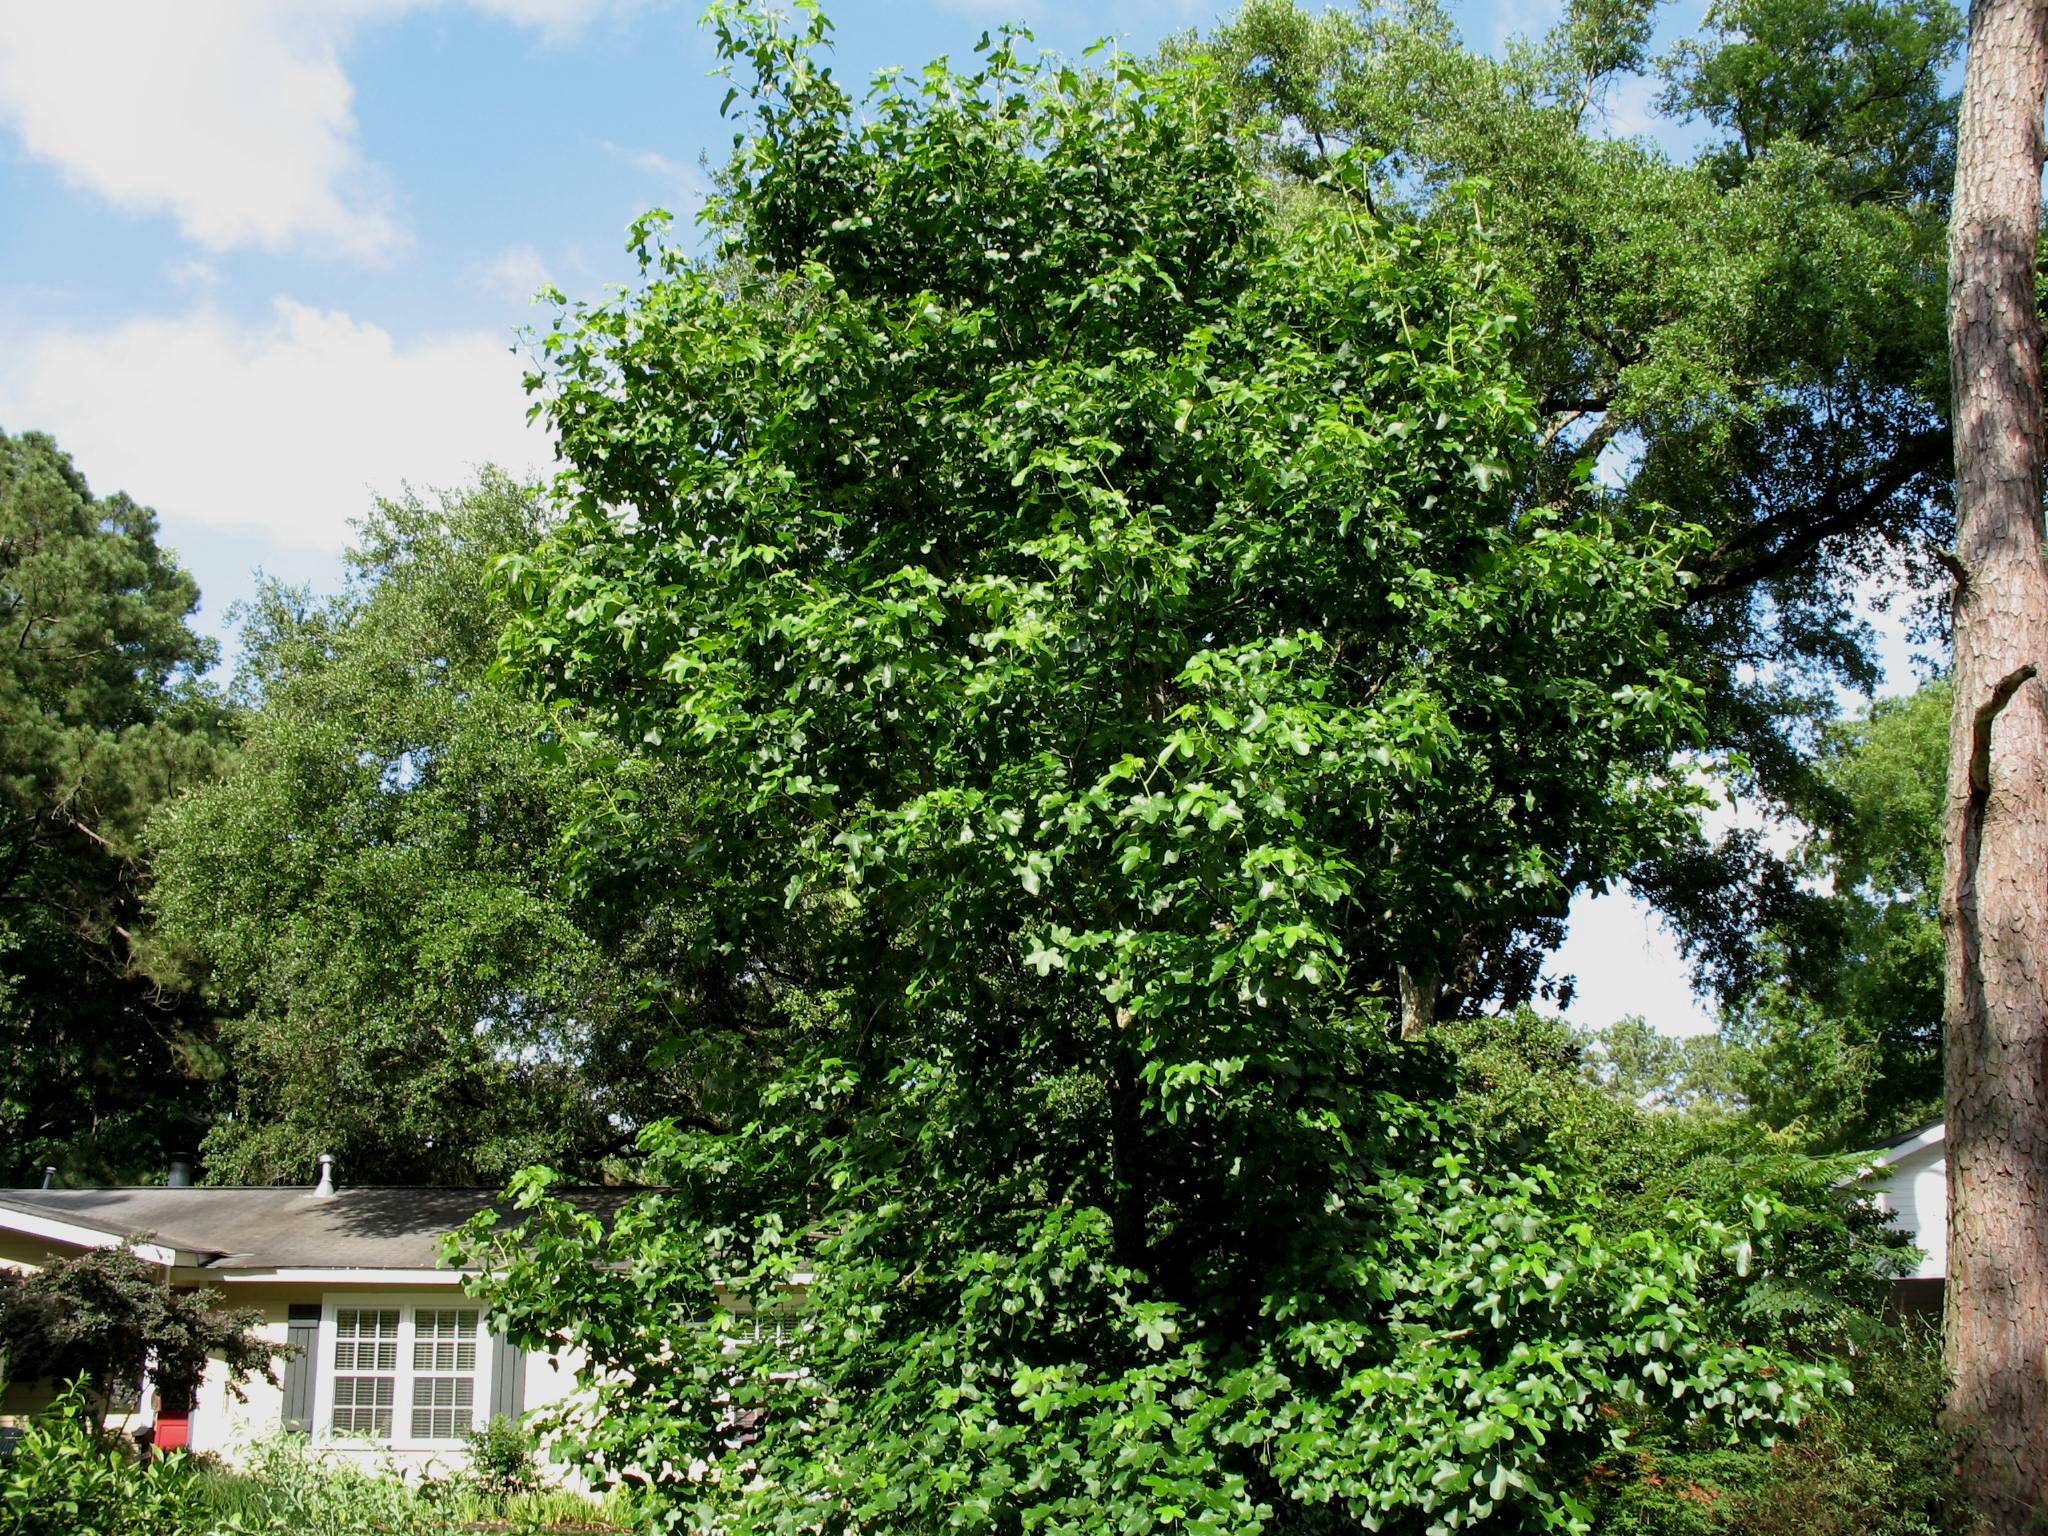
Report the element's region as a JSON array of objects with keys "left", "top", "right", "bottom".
[
  {"left": 1397, "top": 961, "right": 1437, "bottom": 1041},
  {"left": 1943, "top": 0, "right": 2048, "bottom": 1525}
]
